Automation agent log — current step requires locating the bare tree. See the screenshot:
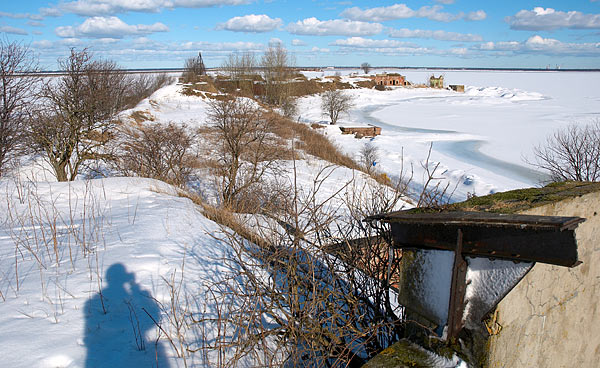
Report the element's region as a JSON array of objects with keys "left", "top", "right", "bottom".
[
  {"left": 115, "top": 122, "right": 198, "bottom": 187},
  {"left": 321, "top": 89, "right": 354, "bottom": 125},
  {"left": 0, "top": 40, "right": 39, "bottom": 176},
  {"left": 360, "top": 142, "right": 379, "bottom": 174},
  {"left": 261, "top": 44, "right": 295, "bottom": 106},
  {"left": 222, "top": 51, "right": 256, "bottom": 80},
  {"left": 207, "top": 98, "right": 281, "bottom": 209},
  {"left": 361, "top": 62, "right": 371, "bottom": 74},
  {"left": 28, "top": 49, "right": 128, "bottom": 181},
  {"left": 531, "top": 121, "right": 600, "bottom": 182},
  {"left": 182, "top": 52, "right": 206, "bottom": 83}
]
